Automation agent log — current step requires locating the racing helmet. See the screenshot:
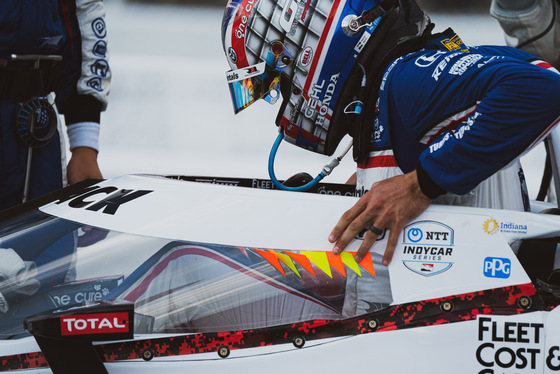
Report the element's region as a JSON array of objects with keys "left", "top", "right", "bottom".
[{"left": 222, "top": 0, "right": 432, "bottom": 156}]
